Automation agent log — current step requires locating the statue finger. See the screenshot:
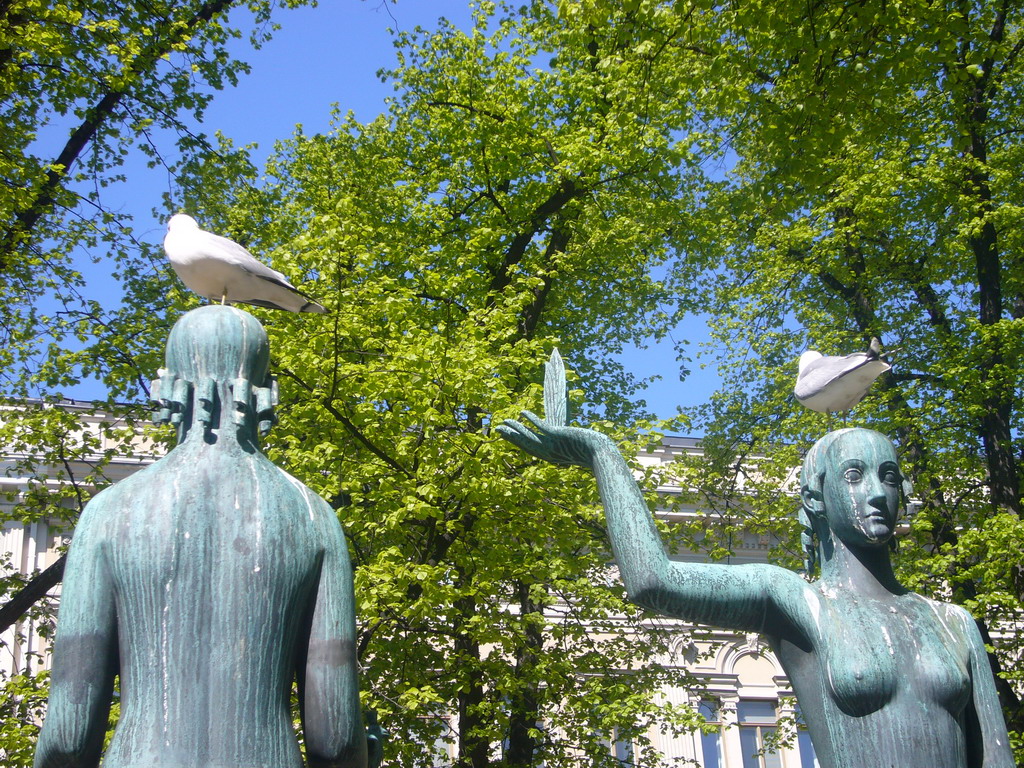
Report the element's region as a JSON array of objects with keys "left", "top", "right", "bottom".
[
  {"left": 497, "top": 422, "right": 542, "bottom": 451},
  {"left": 498, "top": 418, "right": 532, "bottom": 437},
  {"left": 520, "top": 410, "right": 550, "bottom": 433},
  {"left": 496, "top": 422, "right": 519, "bottom": 441}
]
